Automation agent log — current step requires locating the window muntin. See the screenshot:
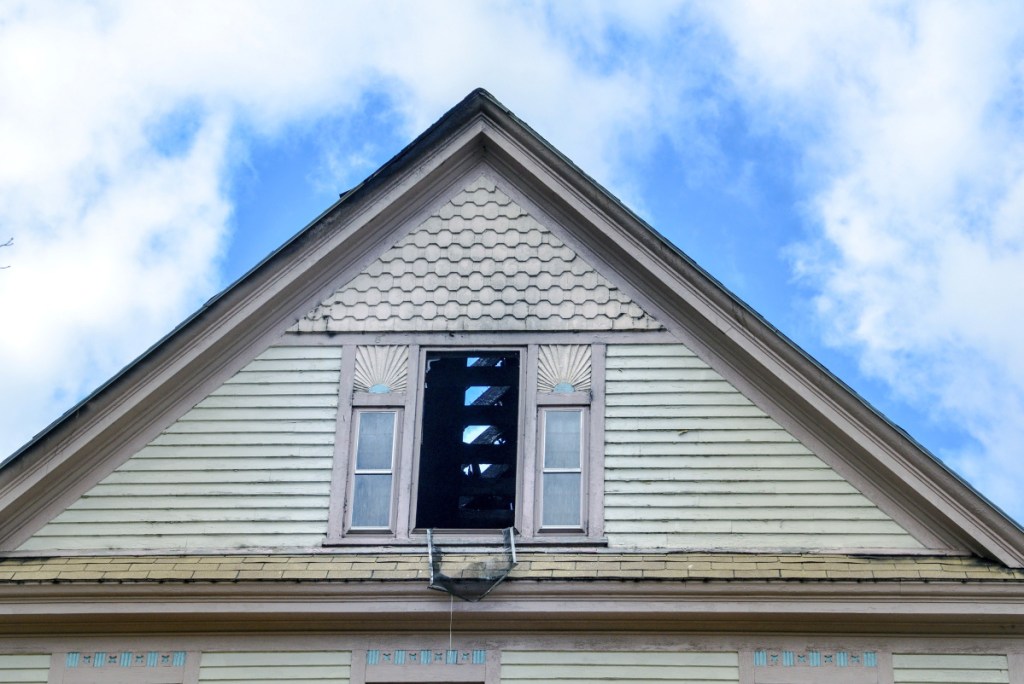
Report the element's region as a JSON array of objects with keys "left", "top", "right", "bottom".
[
  {"left": 539, "top": 408, "right": 585, "bottom": 529},
  {"left": 415, "top": 350, "right": 520, "bottom": 530},
  {"left": 349, "top": 410, "right": 399, "bottom": 530}
]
